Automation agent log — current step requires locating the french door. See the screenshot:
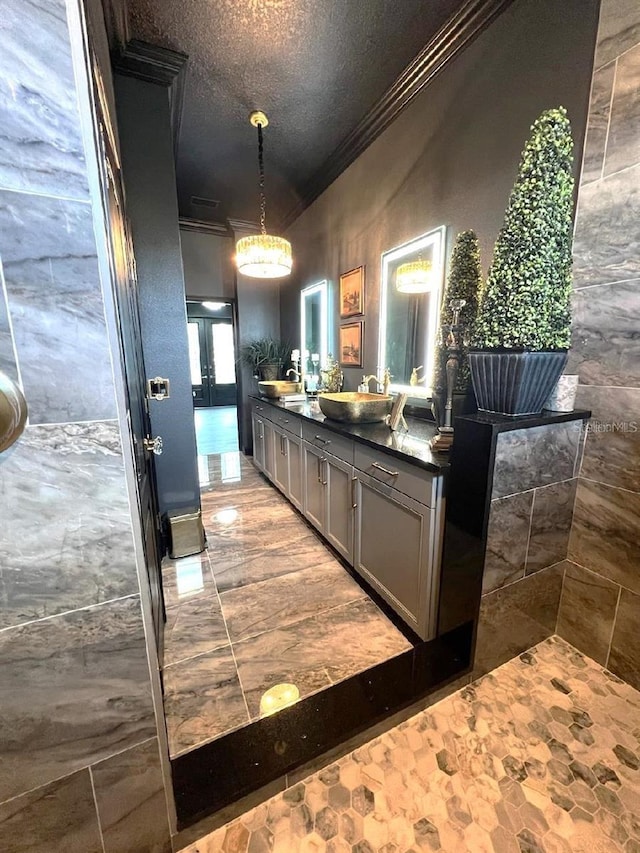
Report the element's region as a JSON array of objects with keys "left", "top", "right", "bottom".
[{"left": 189, "top": 317, "right": 237, "bottom": 407}]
